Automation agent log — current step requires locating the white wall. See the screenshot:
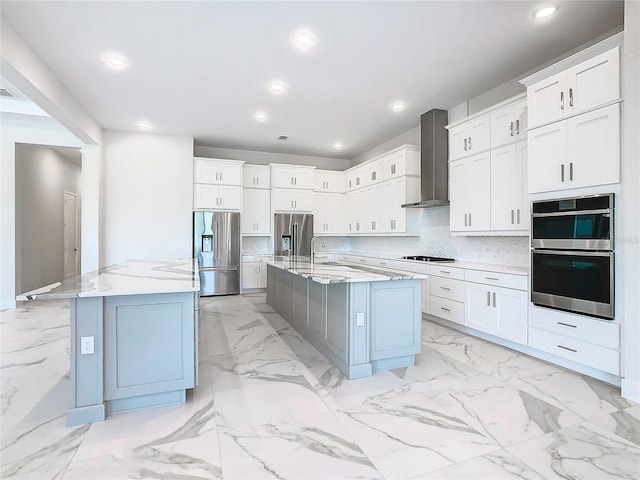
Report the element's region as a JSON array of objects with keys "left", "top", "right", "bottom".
[
  {"left": 102, "top": 131, "right": 194, "bottom": 265},
  {"left": 0, "top": 114, "right": 101, "bottom": 308},
  {"left": 15, "top": 145, "right": 82, "bottom": 293},
  {"left": 194, "top": 145, "right": 351, "bottom": 171},
  {"left": 621, "top": 1, "right": 640, "bottom": 402}
]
